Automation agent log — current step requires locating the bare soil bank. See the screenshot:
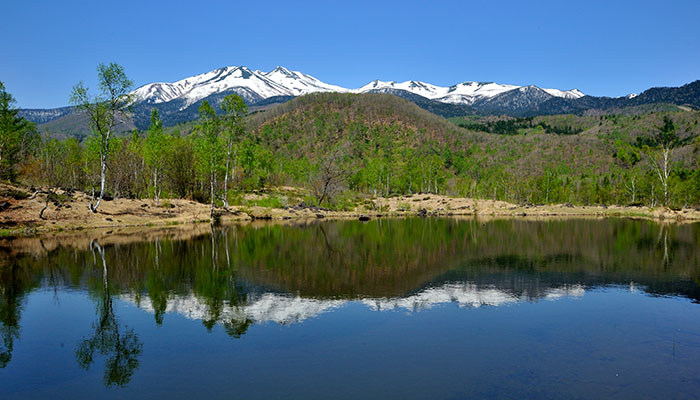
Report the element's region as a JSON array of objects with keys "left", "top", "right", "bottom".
[{"left": 1, "top": 184, "right": 698, "bottom": 239}]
